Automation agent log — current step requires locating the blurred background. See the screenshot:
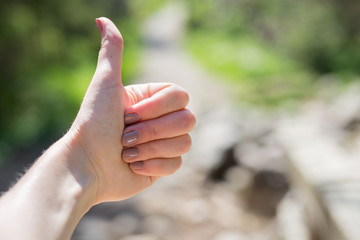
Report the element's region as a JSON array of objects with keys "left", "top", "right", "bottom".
[{"left": 1, "top": 0, "right": 360, "bottom": 239}]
